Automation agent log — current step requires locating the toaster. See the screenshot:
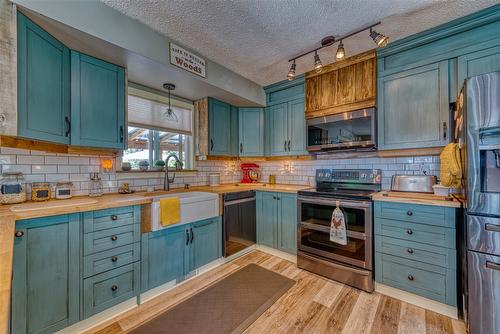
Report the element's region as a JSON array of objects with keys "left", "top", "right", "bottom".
[{"left": 391, "top": 175, "right": 437, "bottom": 193}]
